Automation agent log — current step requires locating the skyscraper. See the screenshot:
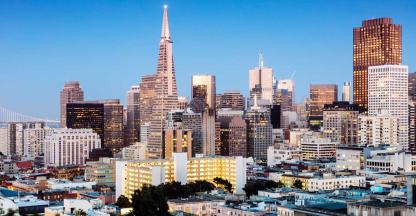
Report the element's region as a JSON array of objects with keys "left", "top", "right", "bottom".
[
  {"left": 60, "top": 81, "right": 84, "bottom": 127},
  {"left": 409, "top": 72, "right": 416, "bottom": 101},
  {"left": 245, "top": 101, "right": 273, "bottom": 161},
  {"left": 323, "top": 102, "right": 360, "bottom": 144},
  {"left": 148, "top": 5, "right": 179, "bottom": 159},
  {"left": 249, "top": 55, "right": 273, "bottom": 104},
  {"left": 342, "top": 82, "right": 351, "bottom": 103},
  {"left": 102, "top": 99, "right": 124, "bottom": 149},
  {"left": 126, "top": 85, "right": 140, "bottom": 144},
  {"left": 353, "top": 18, "right": 402, "bottom": 109},
  {"left": 368, "top": 65, "right": 408, "bottom": 150},
  {"left": 192, "top": 75, "right": 216, "bottom": 111},
  {"left": 275, "top": 80, "right": 295, "bottom": 112},
  {"left": 309, "top": 84, "right": 338, "bottom": 129},
  {"left": 66, "top": 102, "right": 105, "bottom": 145},
  {"left": 217, "top": 91, "right": 245, "bottom": 111}
]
